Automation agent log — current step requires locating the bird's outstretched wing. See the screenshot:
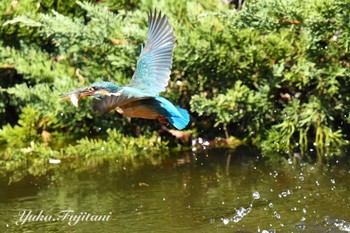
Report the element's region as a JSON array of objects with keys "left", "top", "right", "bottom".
[
  {"left": 128, "top": 10, "right": 175, "bottom": 95},
  {"left": 92, "top": 87, "right": 150, "bottom": 113}
]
